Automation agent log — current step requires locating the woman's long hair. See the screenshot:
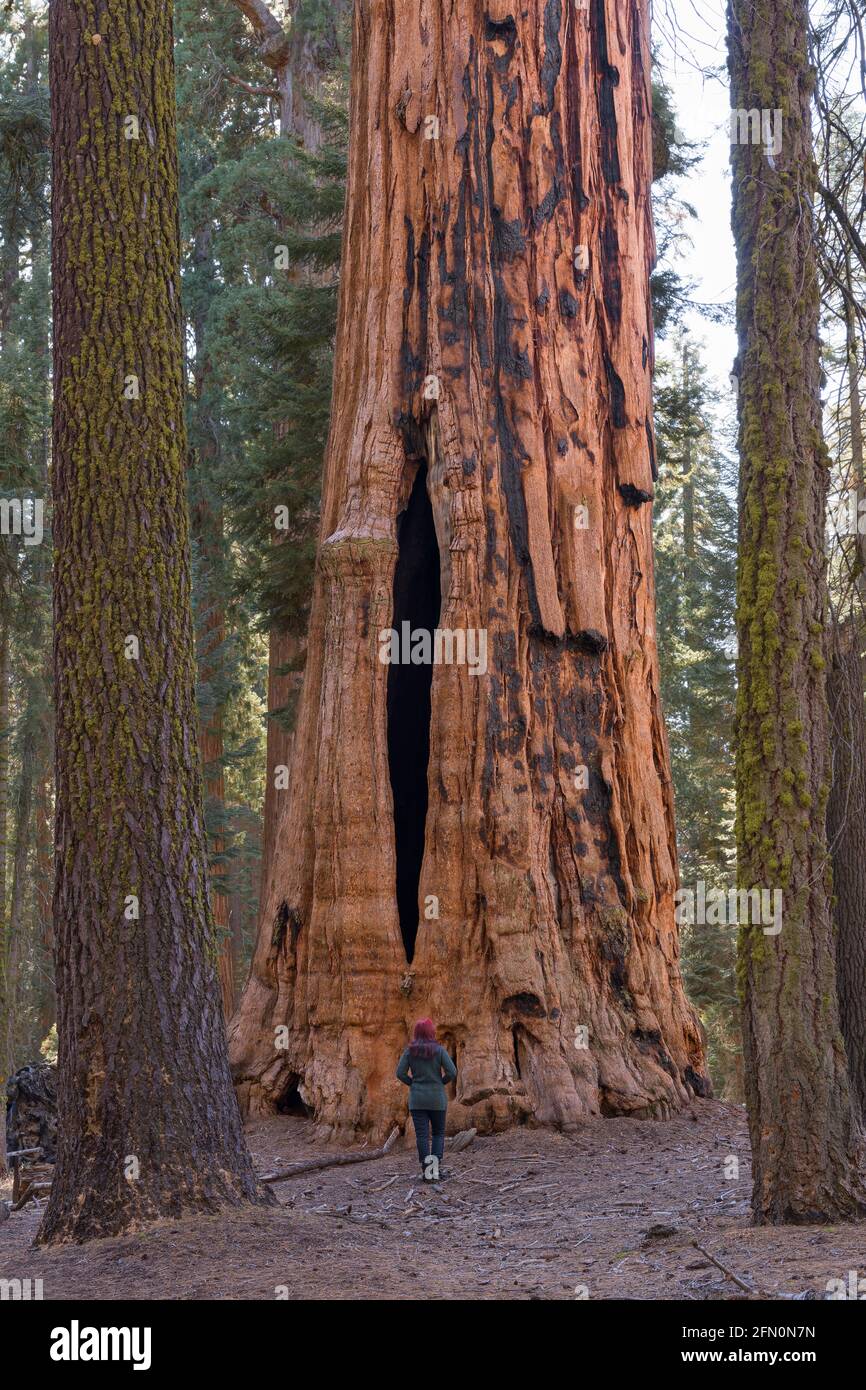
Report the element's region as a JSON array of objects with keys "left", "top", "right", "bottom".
[{"left": 408, "top": 1017, "right": 438, "bottom": 1060}]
